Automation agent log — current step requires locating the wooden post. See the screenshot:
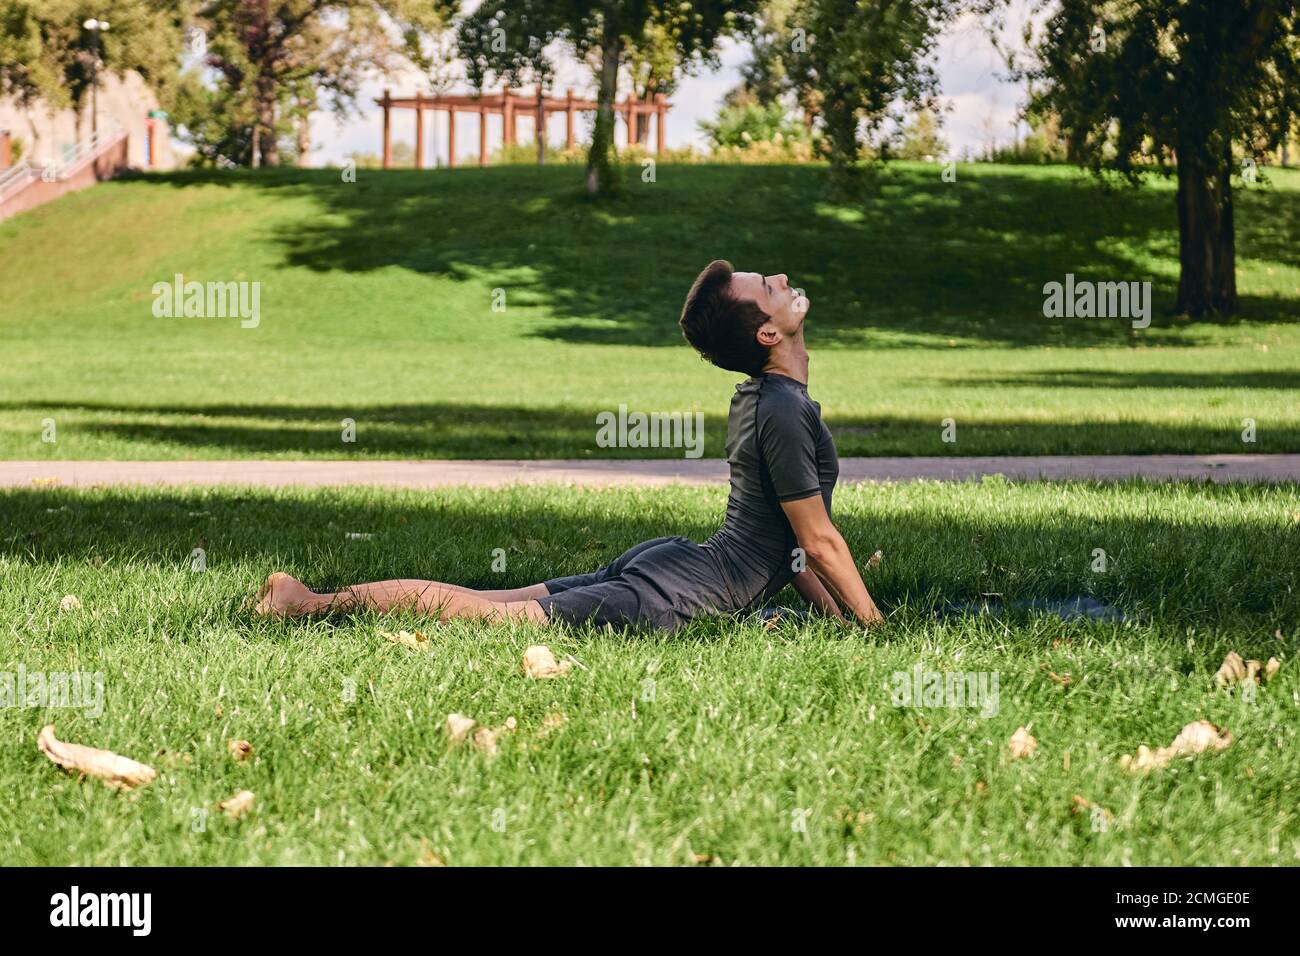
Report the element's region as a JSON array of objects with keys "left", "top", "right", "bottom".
[
  {"left": 381, "top": 89, "right": 392, "bottom": 169},
  {"left": 2, "top": 129, "right": 13, "bottom": 170},
  {"left": 565, "top": 89, "right": 575, "bottom": 150},
  {"left": 657, "top": 96, "right": 666, "bottom": 154},
  {"left": 414, "top": 92, "right": 425, "bottom": 169},
  {"left": 628, "top": 88, "right": 638, "bottom": 145},
  {"left": 502, "top": 87, "right": 514, "bottom": 147},
  {"left": 448, "top": 108, "right": 457, "bottom": 167},
  {"left": 479, "top": 105, "right": 488, "bottom": 167}
]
